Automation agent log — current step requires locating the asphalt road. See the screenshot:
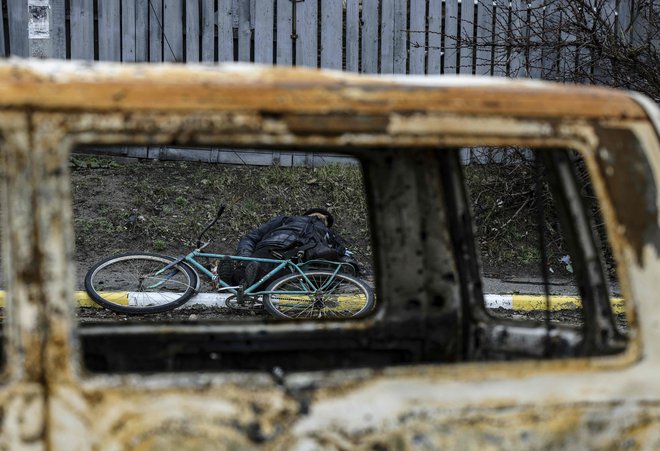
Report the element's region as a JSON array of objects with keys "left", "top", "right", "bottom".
[{"left": 483, "top": 275, "right": 620, "bottom": 296}]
